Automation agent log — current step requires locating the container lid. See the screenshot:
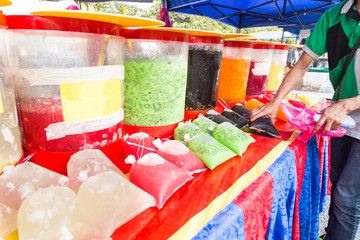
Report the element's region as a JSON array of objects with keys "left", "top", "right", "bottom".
[
  {"left": 225, "top": 33, "right": 256, "bottom": 40},
  {"left": 251, "top": 41, "right": 275, "bottom": 49},
  {"left": 224, "top": 40, "right": 253, "bottom": 48},
  {"left": 122, "top": 28, "right": 189, "bottom": 42},
  {"left": 31, "top": 10, "right": 165, "bottom": 27},
  {"left": 144, "top": 27, "right": 223, "bottom": 44},
  {"left": 7, "top": 15, "right": 124, "bottom": 36},
  {"left": 273, "top": 43, "right": 290, "bottom": 50},
  {"left": 186, "top": 29, "right": 223, "bottom": 44},
  {"left": 0, "top": 0, "right": 12, "bottom": 7}
]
